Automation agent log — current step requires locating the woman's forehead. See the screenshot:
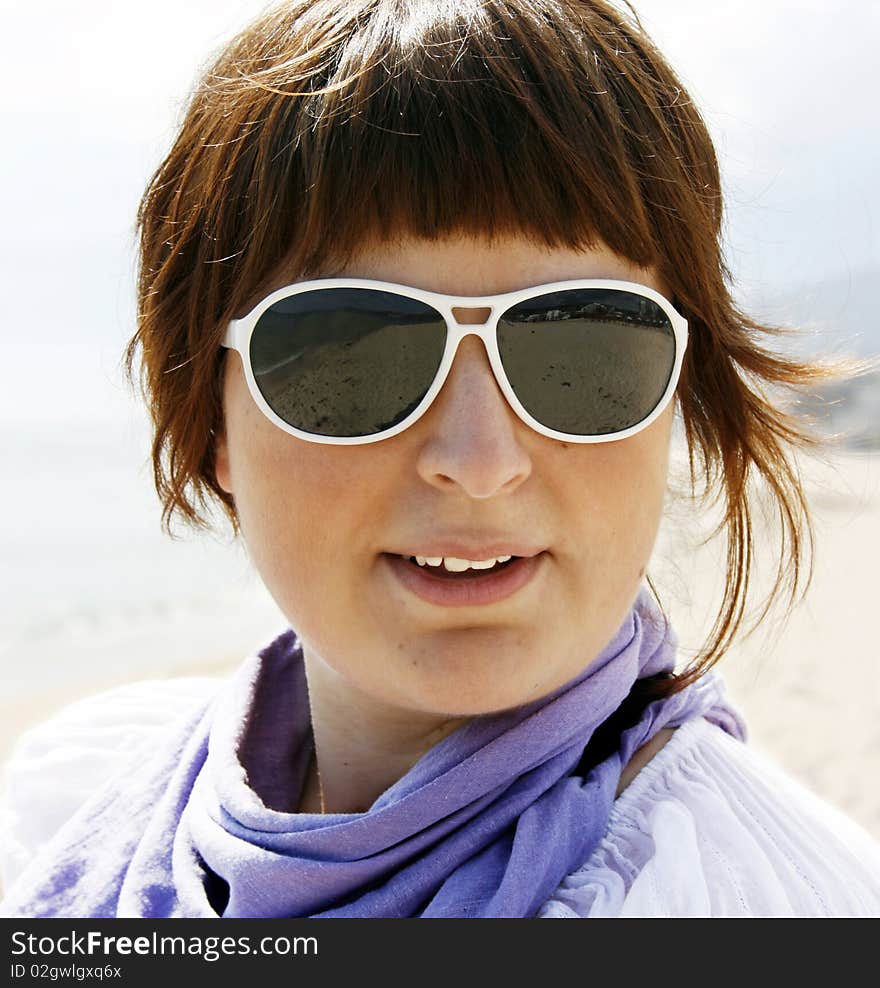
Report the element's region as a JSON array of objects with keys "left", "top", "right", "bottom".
[{"left": 261, "top": 233, "right": 667, "bottom": 300}]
